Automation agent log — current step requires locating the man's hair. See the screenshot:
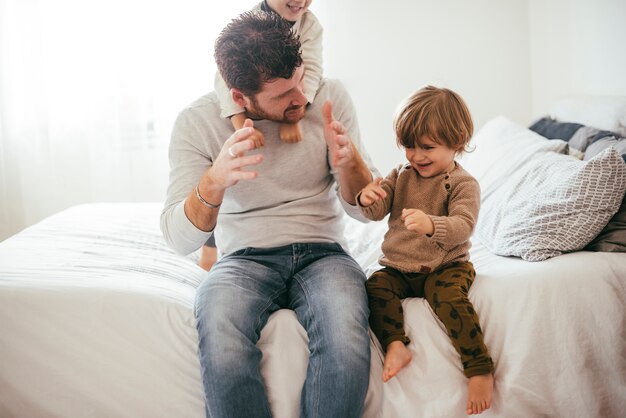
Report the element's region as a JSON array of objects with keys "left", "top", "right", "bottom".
[
  {"left": 214, "top": 10, "right": 303, "bottom": 96},
  {"left": 394, "top": 86, "right": 474, "bottom": 152}
]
